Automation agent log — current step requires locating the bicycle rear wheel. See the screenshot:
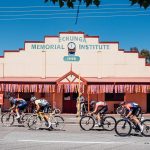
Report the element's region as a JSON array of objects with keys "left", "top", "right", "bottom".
[
  {"left": 141, "top": 119, "right": 150, "bottom": 137},
  {"left": 50, "top": 115, "right": 65, "bottom": 130},
  {"left": 102, "top": 116, "right": 116, "bottom": 131},
  {"left": 27, "top": 114, "right": 42, "bottom": 130},
  {"left": 79, "top": 116, "right": 95, "bottom": 131},
  {"left": 115, "top": 119, "right": 132, "bottom": 136},
  {"left": 1, "top": 113, "right": 15, "bottom": 127}
]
